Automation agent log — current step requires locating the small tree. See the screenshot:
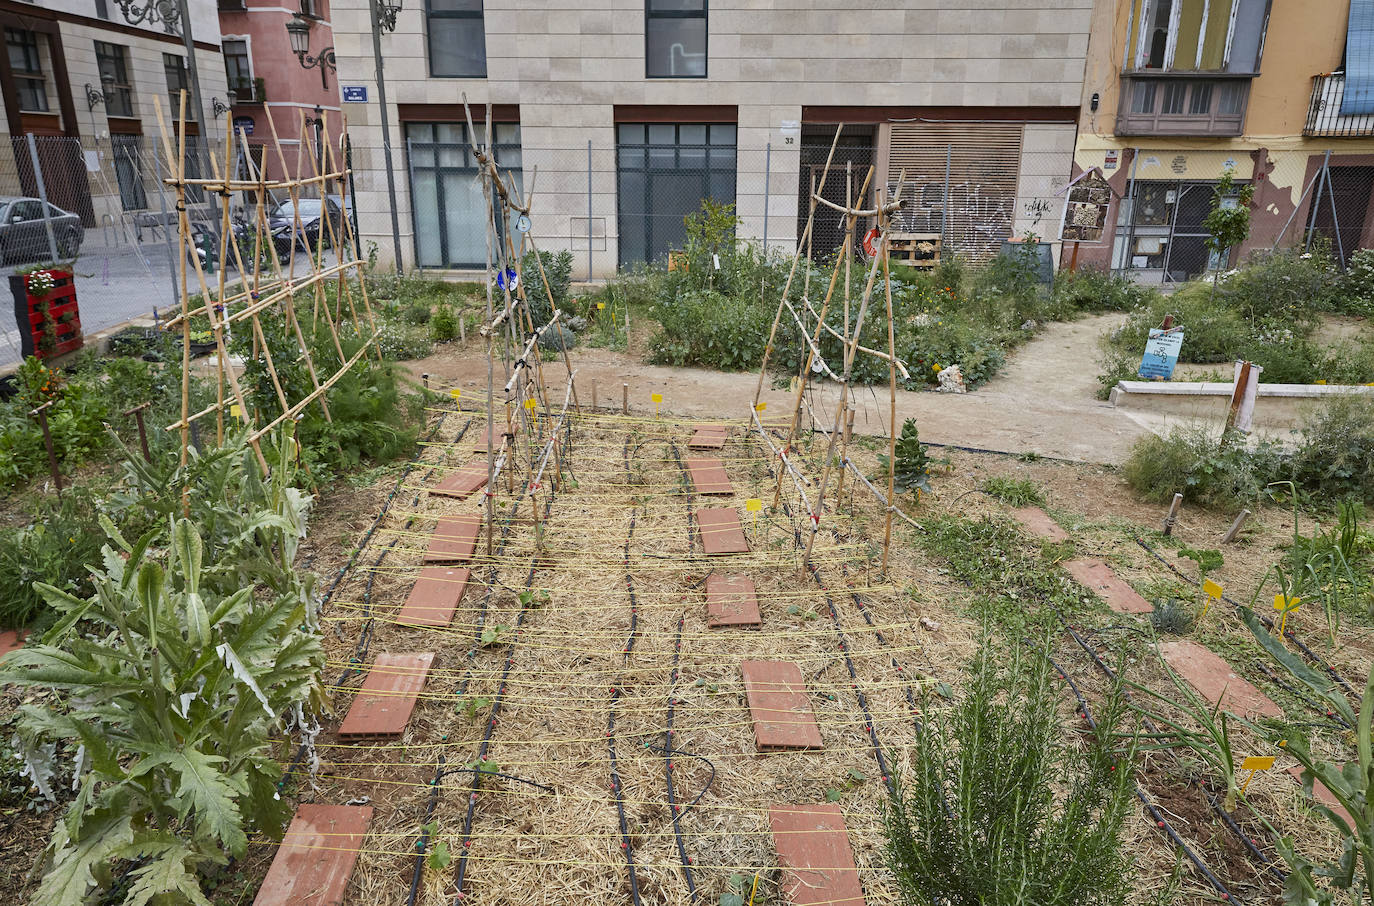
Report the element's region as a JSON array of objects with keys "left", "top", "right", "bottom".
[{"left": 1205, "top": 168, "right": 1255, "bottom": 292}]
